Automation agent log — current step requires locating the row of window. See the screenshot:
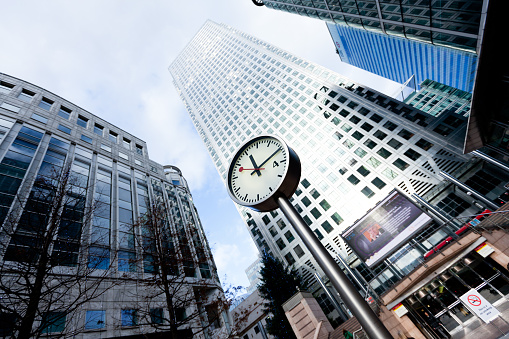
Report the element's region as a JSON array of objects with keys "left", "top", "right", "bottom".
[
  {"left": 32, "top": 307, "right": 177, "bottom": 334},
  {"left": 0, "top": 79, "right": 144, "bottom": 155}
]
